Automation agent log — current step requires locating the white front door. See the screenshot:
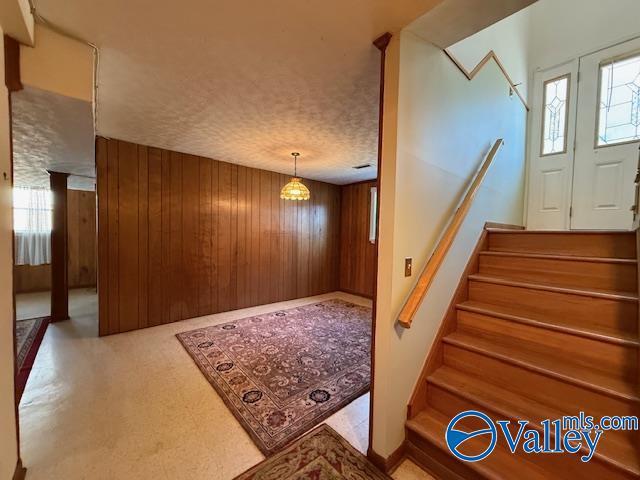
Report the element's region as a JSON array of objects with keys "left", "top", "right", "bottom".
[
  {"left": 526, "top": 61, "right": 578, "bottom": 230},
  {"left": 527, "top": 38, "right": 640, "bottom": 231},
  {"left": 570, "top": 39, "right": 640, "bottom": 230}
]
